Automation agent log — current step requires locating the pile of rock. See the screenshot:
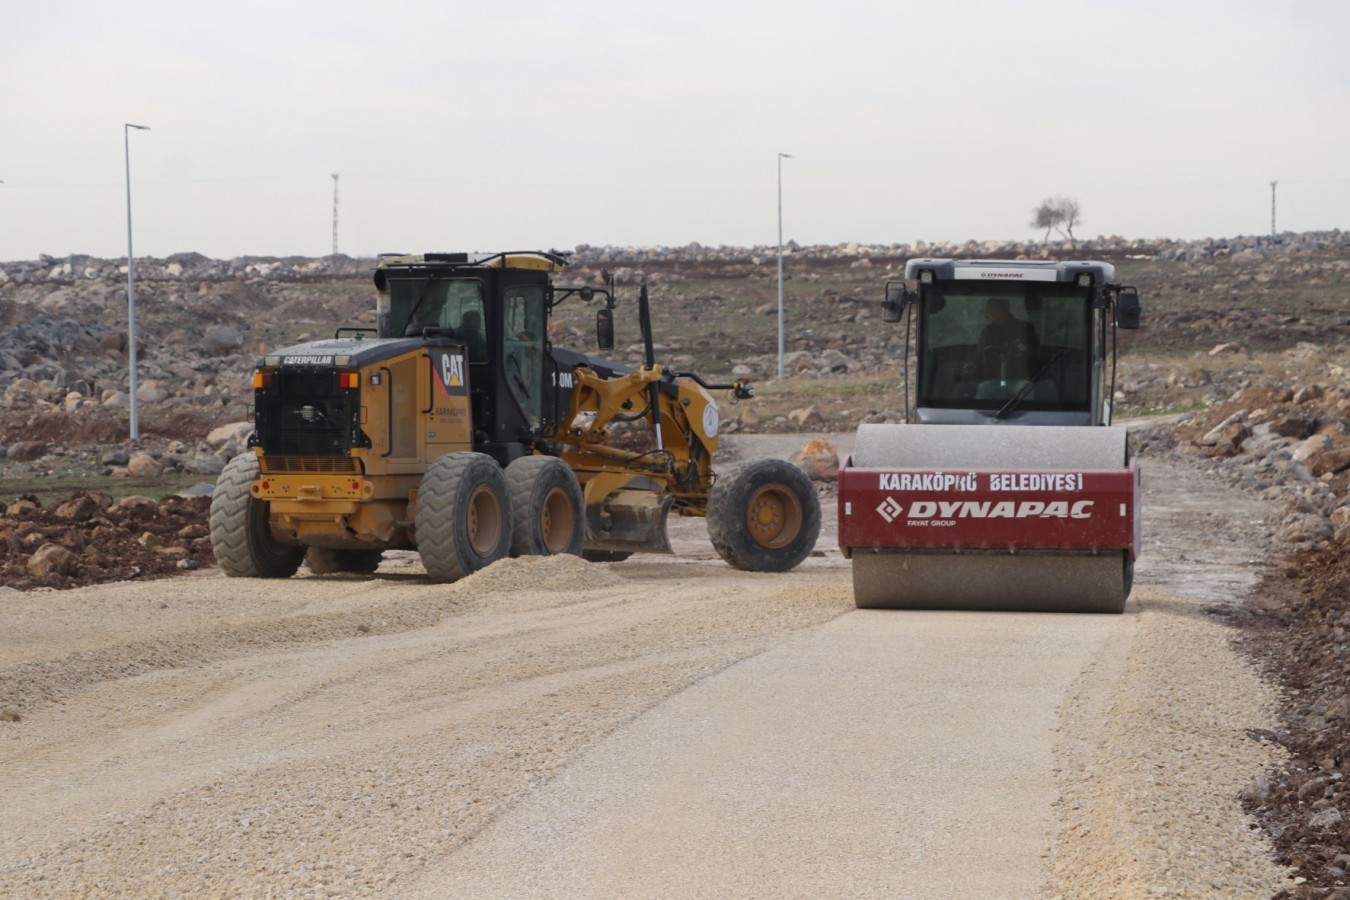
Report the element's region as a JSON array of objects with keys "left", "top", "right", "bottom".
[
  {"left": 1, "top": 421, "right": 252, "bottom": 484},
  {"left": 0, "top": 491, "right": 213, "bottom": 591},
  {"left": 1141, "top": 381, "right": 1350, "bottom": 547},
  {"left": 0, "top": 252, "right": 370, "bottom": 286},
  {"left": 571, "top": 229, "right": 1349, "bottom": 268}
]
